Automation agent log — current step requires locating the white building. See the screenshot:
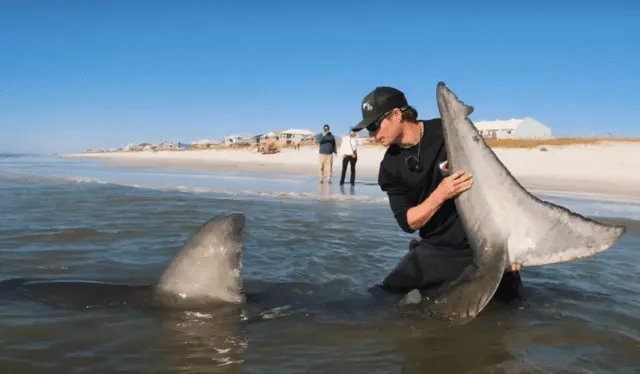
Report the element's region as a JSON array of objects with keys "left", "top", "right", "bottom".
[
  {"left": 258, "top": 129, "right": 315, "bottom": 146},
  {"left": 158, "top": 141, "right": 180, "bottom": 150},
  {"left": 192, "top": 139, "right": 221, "bottom": 148},
  {"left": 222, "top": 135, "right": 253, "bottom": 146},
  {"left": 474, "top": 117, "right": 551, "bottom": 139},
  {"left": 260, "top": 131, "right": 281, "bottom": 142},
  {"left": 278, "top": 129, "right": 315, "bottom": 146}
]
